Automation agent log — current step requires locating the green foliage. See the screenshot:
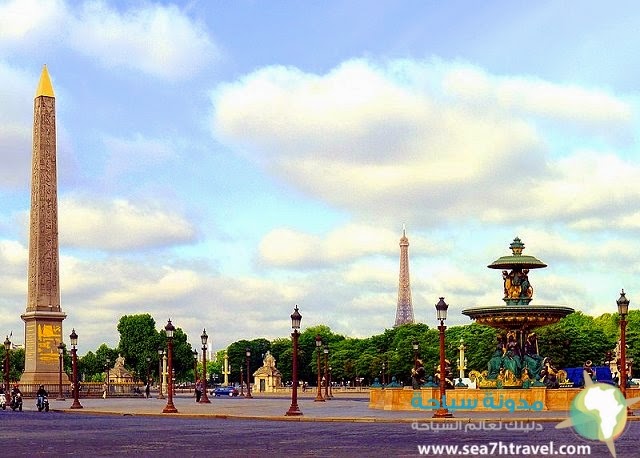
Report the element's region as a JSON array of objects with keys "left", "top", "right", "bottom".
[
  {"left": 448, "top": 323, "right": 499, "bottom": 374},
  {"left": 269, "top": 338, "right": 293, "bottom": 381},
  {"left": 73, "top": 308, "right": 640, "bottom": 387},
  {"left": 168, "top": 327, "right": 197, "bottom": 382},
  {"left": 117, "top": 314, "right": 162, "bottom": 381},
  {"left": 537, "top": 311, "right": 617, "bottom": 369},
  {"left": 0, "top": 347, "right": 26, "bottom": 382},
  {"left": 226, "top": 338, "right": 273, "bottom": 383}
]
